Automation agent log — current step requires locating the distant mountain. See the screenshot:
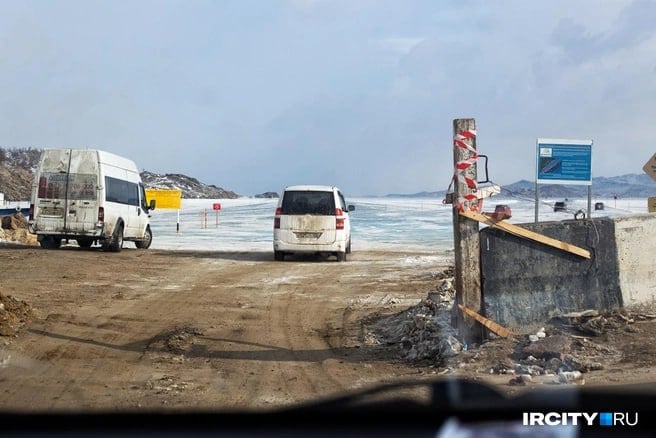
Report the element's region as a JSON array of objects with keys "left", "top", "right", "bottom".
[
  {"left": 140, "top": 171, "right": 239, "bottom": 199},
  {"left": 0, "top": 147, "right": 240, "bottom": 200},
  {"left": 254, "top": 191, "right": 279, "bottom": 199},
  {"left": 386, "top": 174, "right": 656, "bottom": 199},
  {"left": 503, "top": 179, "right": 581, "bottom": 198},
  {"left": 385, "top": 190, "right": 444, "bottom": 198},
  {"left": 0, "top": 147, "right": 41, "bottom": 200},
  {"left": 505, "top": 174, "right": 656, "bottom": 198}
]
